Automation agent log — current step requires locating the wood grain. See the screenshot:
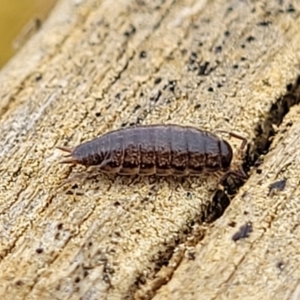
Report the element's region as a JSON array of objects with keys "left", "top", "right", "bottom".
[{"left": 0, "top": 0, "right": 300, "bottom": 299}]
